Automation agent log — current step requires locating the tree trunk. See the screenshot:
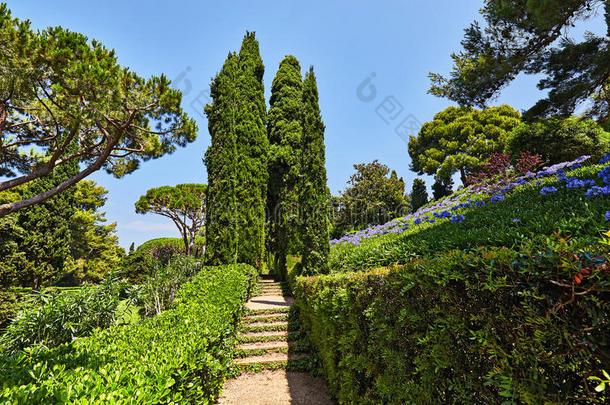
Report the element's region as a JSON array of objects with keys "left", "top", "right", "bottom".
[{"left": 460, "top": 167, "right": 467, "bottom": 184}]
